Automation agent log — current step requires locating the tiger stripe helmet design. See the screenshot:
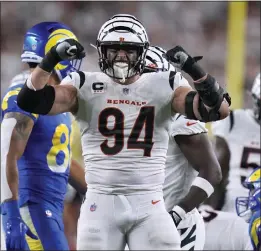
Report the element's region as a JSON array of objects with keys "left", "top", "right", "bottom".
[
  {"left": 21, "top": 22, "right": 82, "bottom": 80},
  {"left": 96, "top": 14, "right": 149, "bottom": 79},
  {"left": 144, "top": 46, "right": 175, "bottom": 73}
]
